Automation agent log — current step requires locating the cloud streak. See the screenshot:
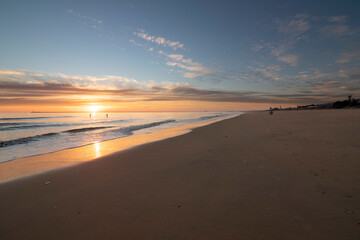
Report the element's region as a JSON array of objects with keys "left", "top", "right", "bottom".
[
  {"left": 277, "top": 54, "right": 298, "bottom": 66},
  {"left": 67, "top": 9, "right": 103, "bottom": 26},
  {"left": 251, "top": 14, "right": 309, "bottom": 67},
  {"left": 328, "top": 15, "right": 348, "bottom": 23},
  {"left": 134, "top": 29, "right": 184, "bottom": 50},
  {"left": 159, "top": 51, "right": 216, "bottom": 78},
  {"left": 131, "top": 29, "right": 215, "bottom": 78},
  {"left": 322, "top": 15, "right": 358, "bottom": 37},
  {"left": 275, "top": 13, "right": 310, "bottom": 38}
]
